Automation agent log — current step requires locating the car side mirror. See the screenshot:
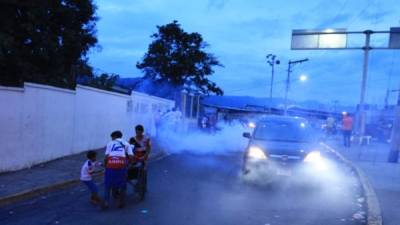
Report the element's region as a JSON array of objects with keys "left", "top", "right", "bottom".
[{"left": 243, "top": 132, "right": 251, "bottom": 139}]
